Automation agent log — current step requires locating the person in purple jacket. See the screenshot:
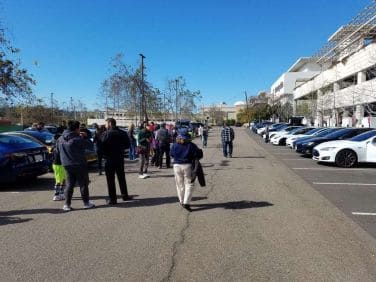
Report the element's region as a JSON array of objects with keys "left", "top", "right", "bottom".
[{"left": 170, "top": 128, "right": 203, "bottom": 212}]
